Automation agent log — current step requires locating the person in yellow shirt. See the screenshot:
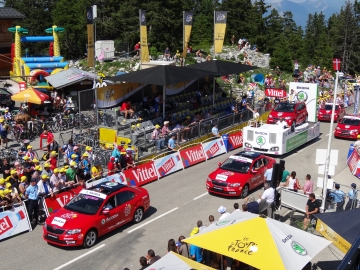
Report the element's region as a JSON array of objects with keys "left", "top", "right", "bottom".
[{"left": 91, "top": 161, "right": 103, "bottom": 180}]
